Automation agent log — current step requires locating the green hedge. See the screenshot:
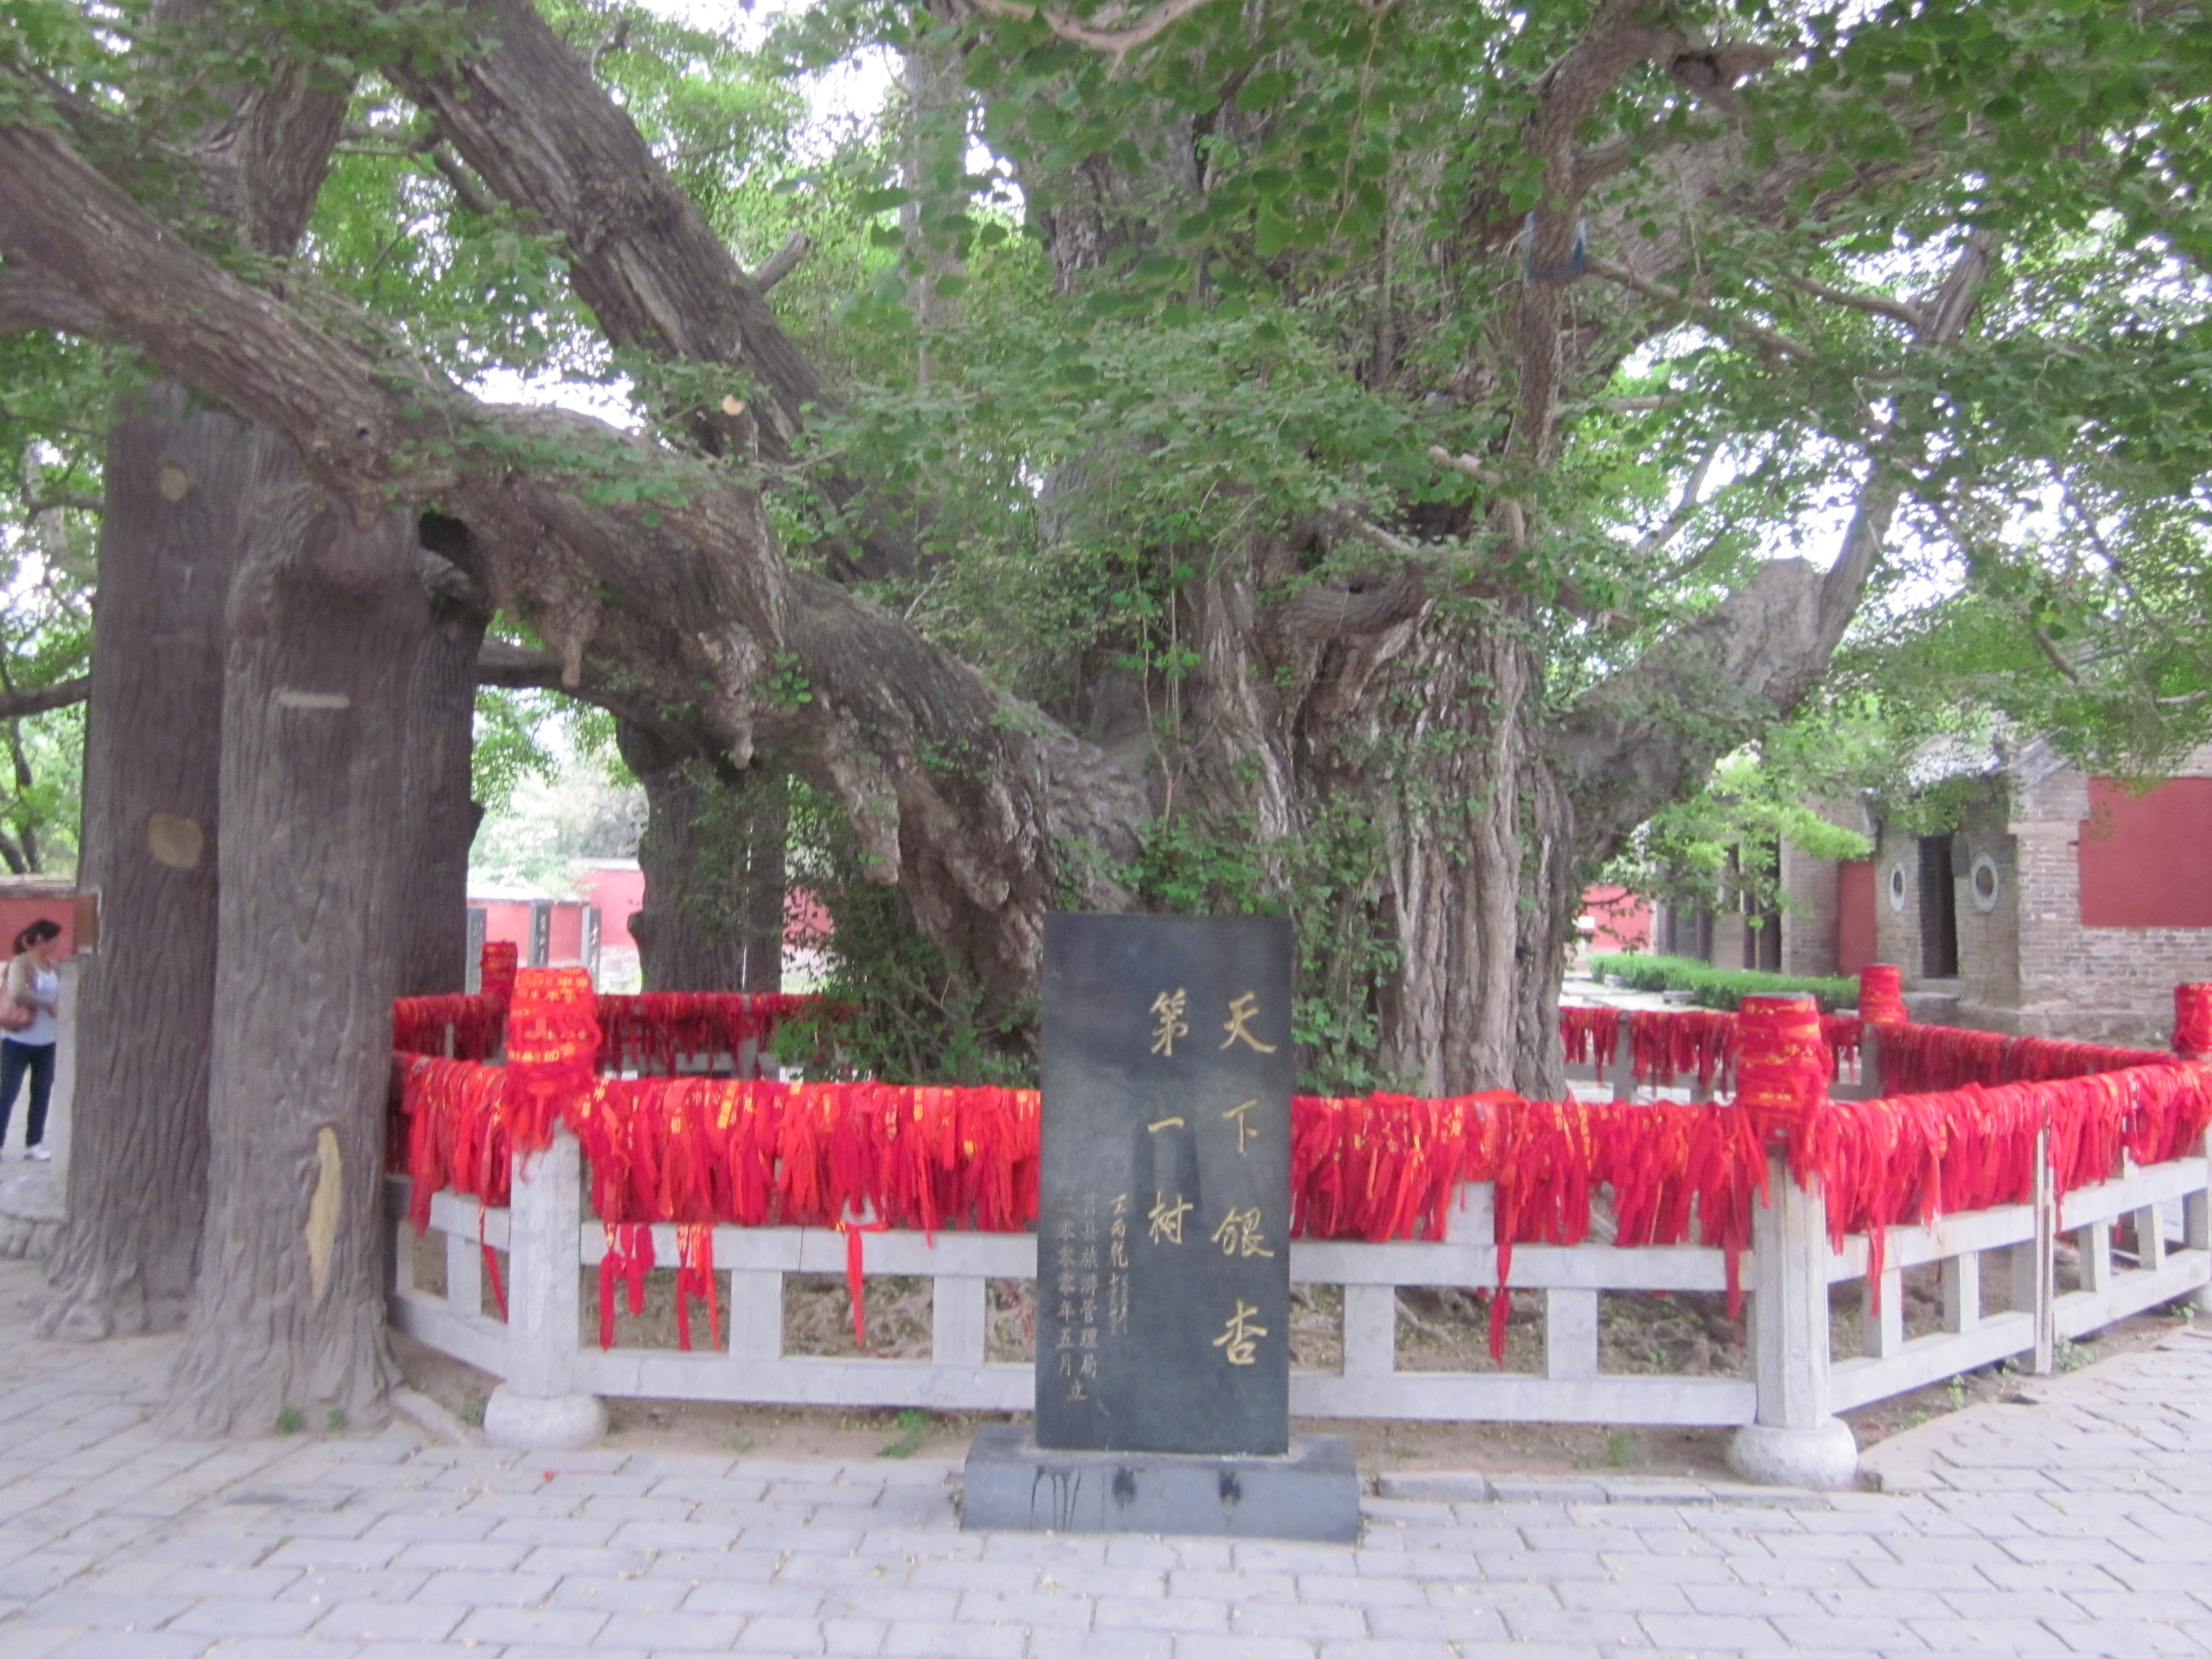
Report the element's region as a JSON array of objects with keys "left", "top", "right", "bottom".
[{"left": 1587, "top": 953, "right": 1858, "bottom": 1014}]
